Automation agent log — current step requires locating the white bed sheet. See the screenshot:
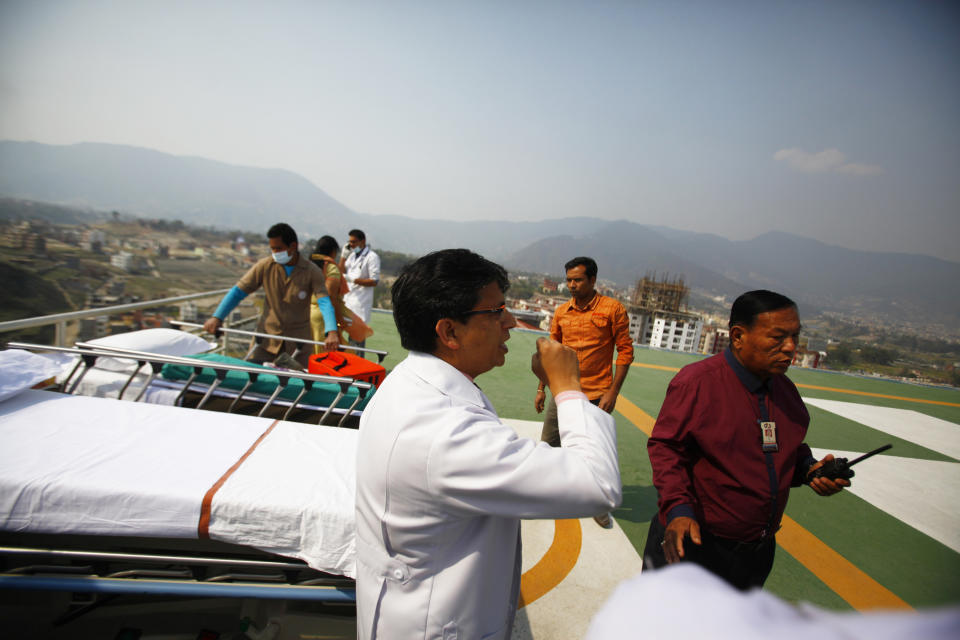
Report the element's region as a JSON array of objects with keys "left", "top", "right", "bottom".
[
  {"left": 209, "top": 421, "right": 358, "bottom": 577},
  {"left": 0, "top": 390, "right": 358, "bottom": 577}
]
